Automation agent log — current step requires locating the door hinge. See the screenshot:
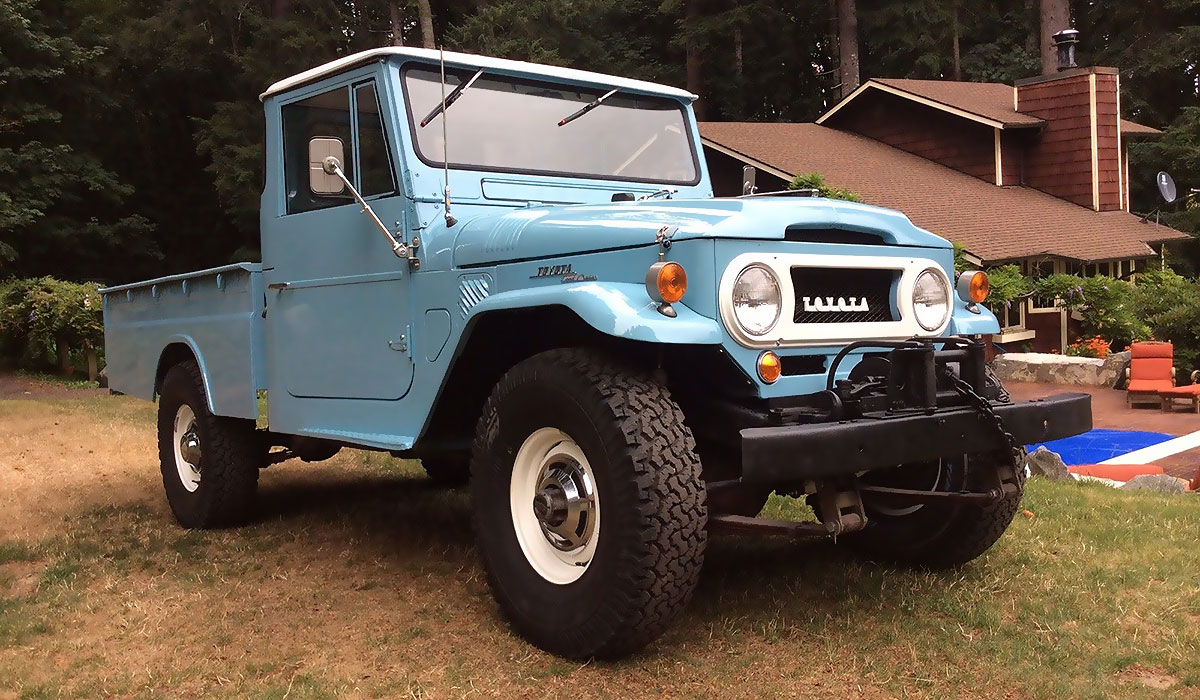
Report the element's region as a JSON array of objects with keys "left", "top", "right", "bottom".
[{"left": 388, "top": 326, "right": 410, "bottom": 354}]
